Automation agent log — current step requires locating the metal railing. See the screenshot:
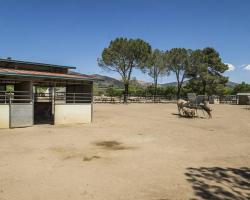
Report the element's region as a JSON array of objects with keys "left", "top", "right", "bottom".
[
  {"left": 55, "top": 92, "right": 92, "bottom": 104},
  {"left": 0, "top": 91, "right": 9, "bottom": 104},
  {"left": 34, "top": 93, "right": 53, "bottom": 102},
  {"left": 219, "top": 95, "right": 237, "bottom": 104},
  {"left": 0, "top": 91, "right": 32, "bottom": 104},
  {"left": 94, "top": 95, "right": 177, "bottom": 103},
  {"left": 0, "top": 91, "right": 92, "bottom": 104}
]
